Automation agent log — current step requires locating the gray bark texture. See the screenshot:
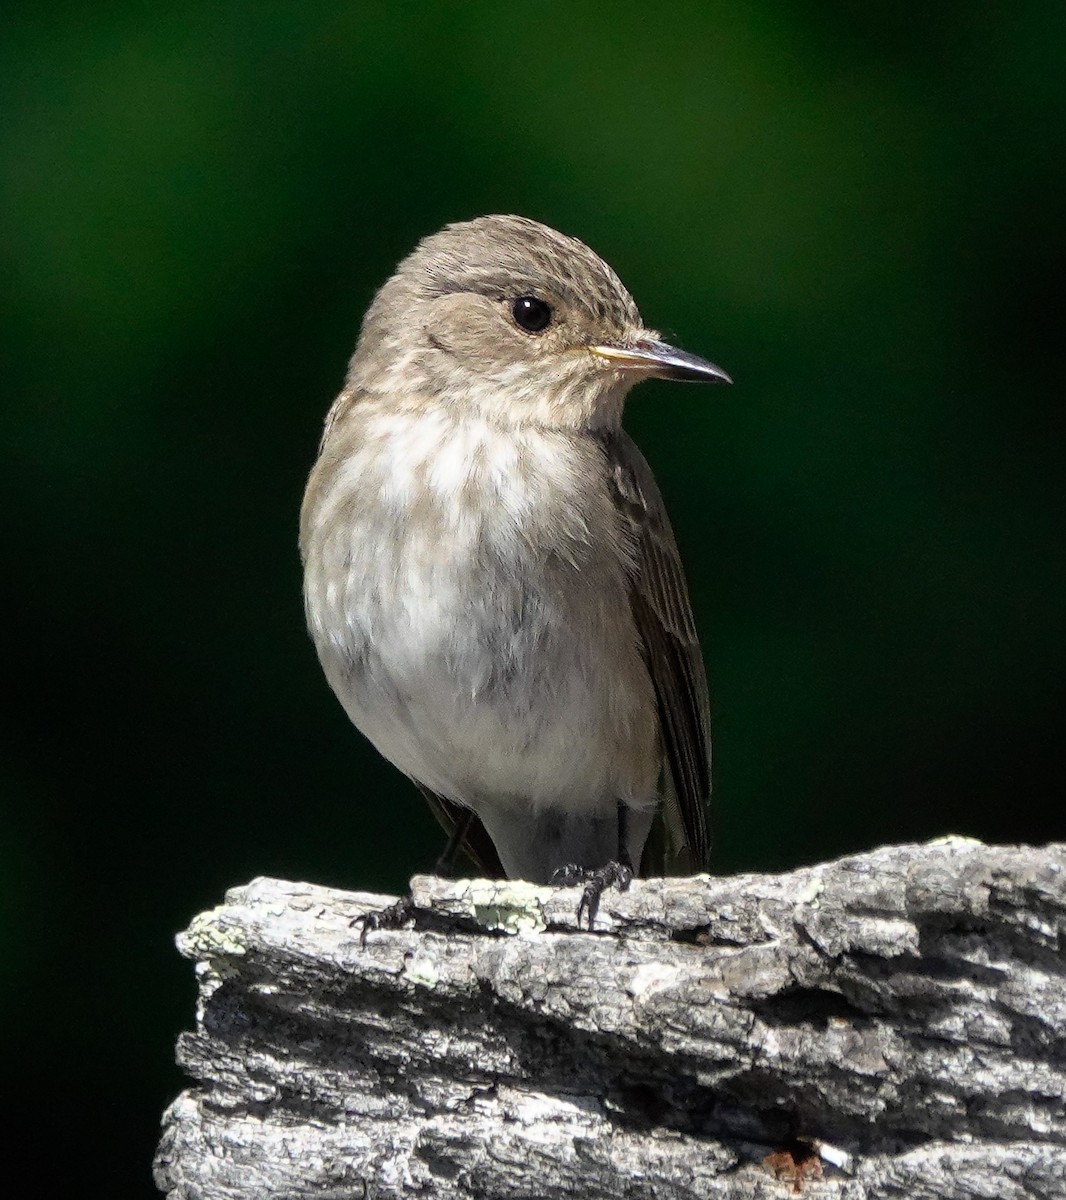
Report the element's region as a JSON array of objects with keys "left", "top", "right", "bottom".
[{"left": 155, "top": 838, "right": 1066, "bottom": 1199}]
